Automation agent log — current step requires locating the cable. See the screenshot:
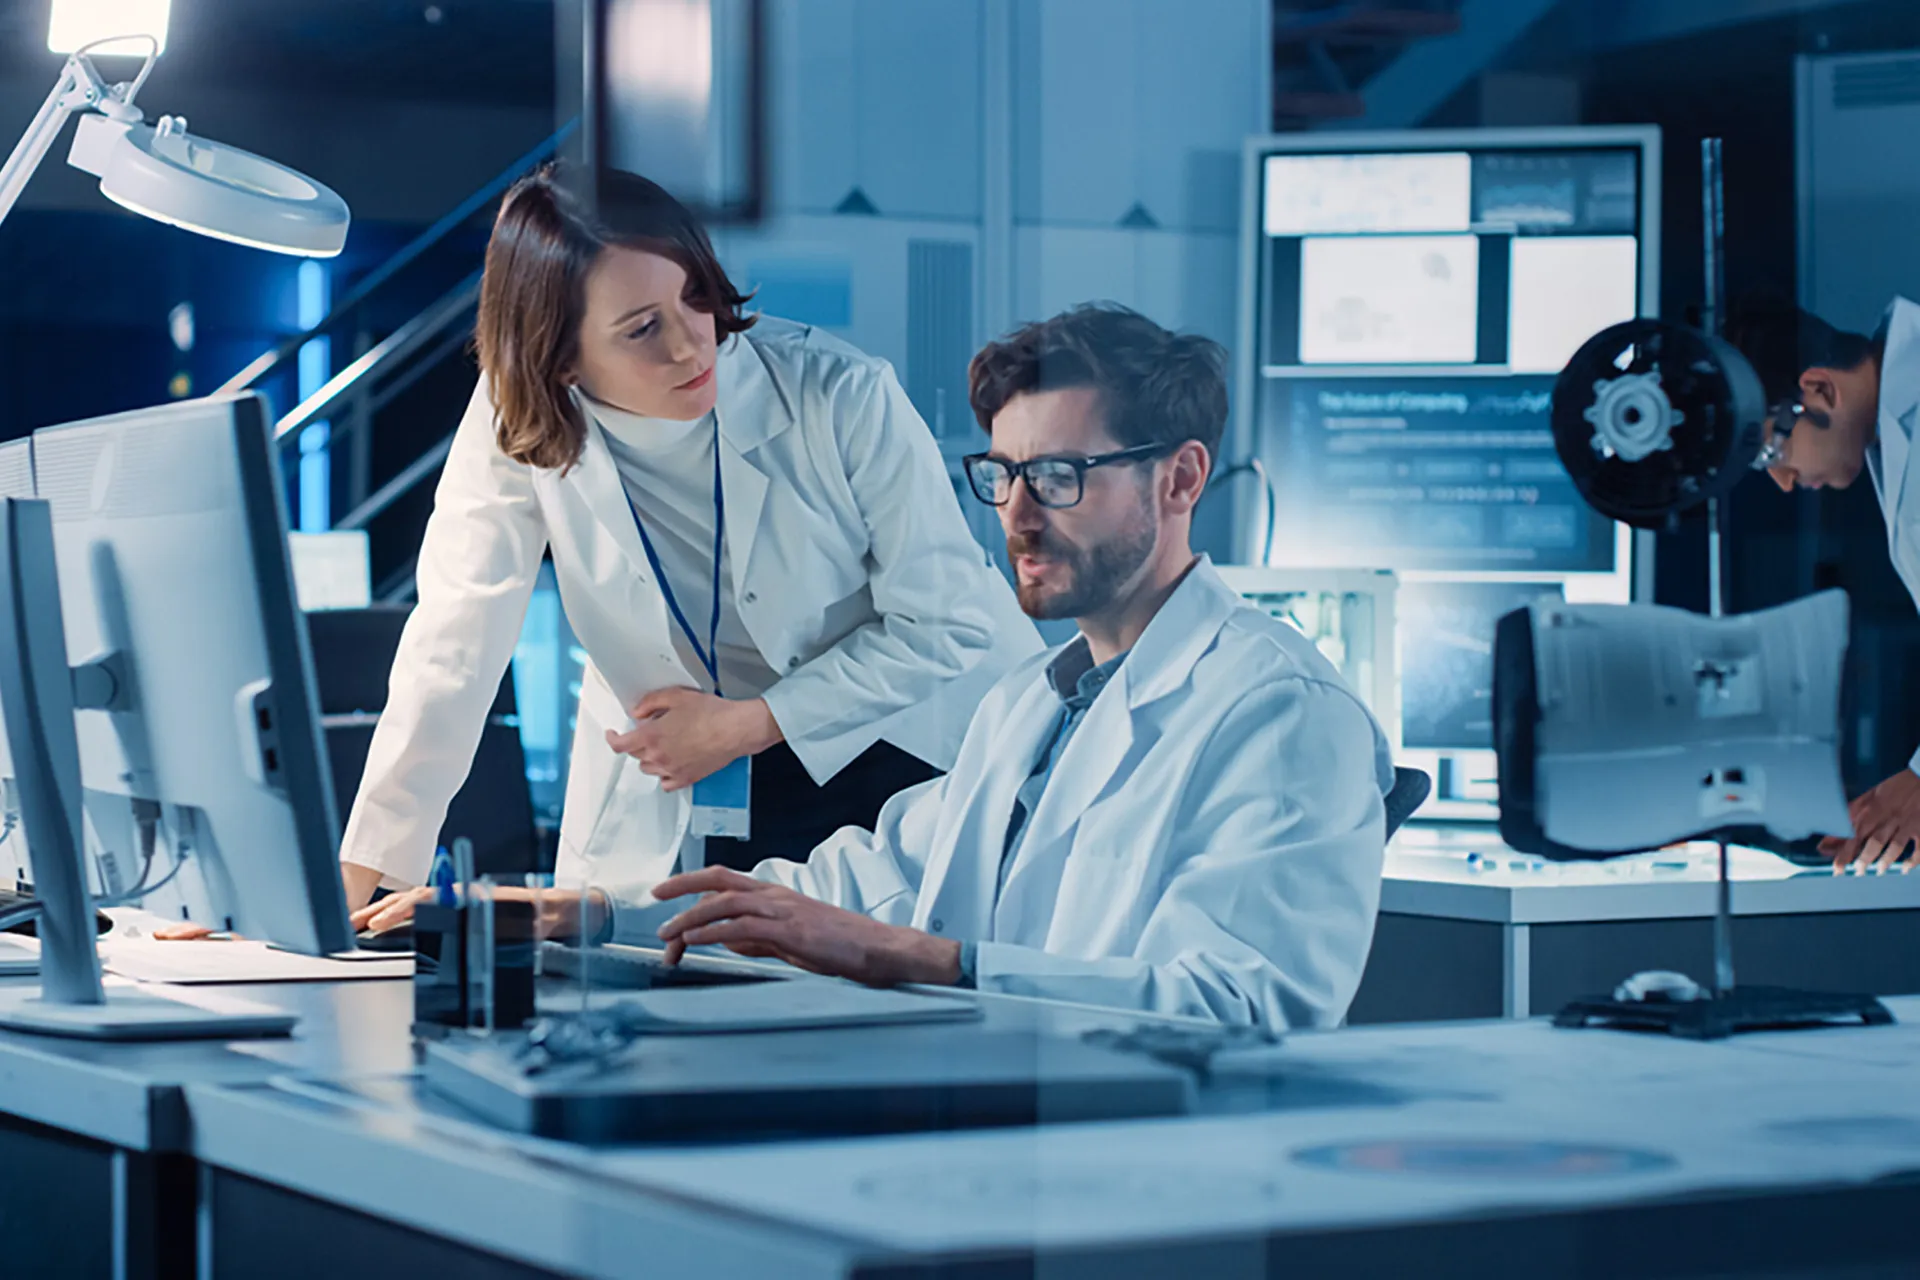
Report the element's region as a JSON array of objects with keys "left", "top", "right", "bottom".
[
  {"left": 1207, "top": 457, "right": 1278, "bottom": 564},
  {"left": 92, "top": 808, "right": 185, "bottom": 909},
  {"left": 73, "top": 35, "right": 161, "bottom": 109},
  {"left": 95, "top": 851, "right": 188, "bottom": 909}
]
